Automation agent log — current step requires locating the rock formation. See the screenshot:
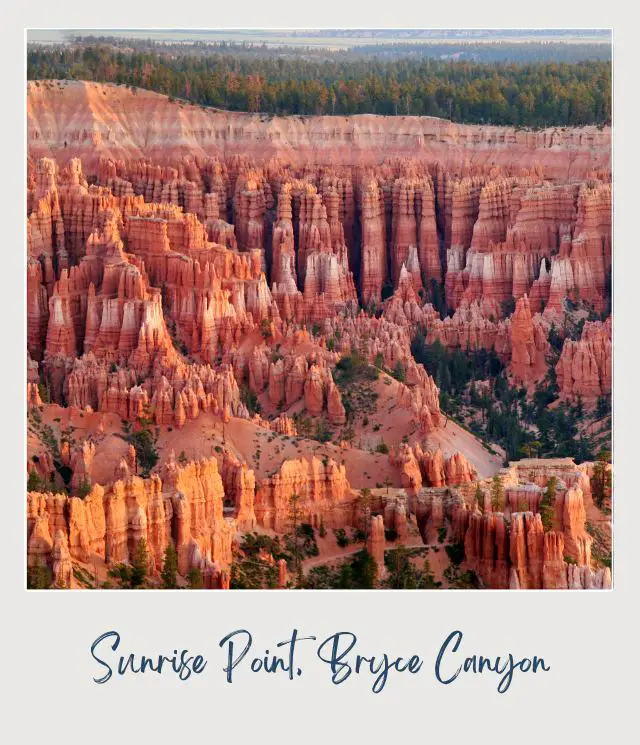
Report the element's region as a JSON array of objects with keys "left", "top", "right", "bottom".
[
  {"left": 25, "top": 81, "right": 612, "bottom": 590},
  {"left": 367, "top": 515, "right": 386, "bottom": 579},
  {"left": 27, "top": 455, "right": 236, "bottom": 586},
  {"left": 556, "top": 317, "right": 612, "bottom": 401},
  {"left": 255, "top": 456, "right": 353, "bottom": 532}
]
